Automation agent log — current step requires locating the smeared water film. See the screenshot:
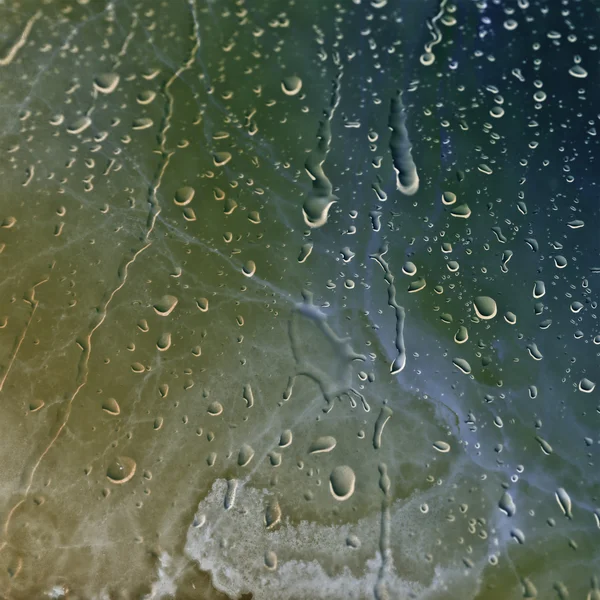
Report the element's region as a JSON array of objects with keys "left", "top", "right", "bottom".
[{"left": 0, "top": 0, "right": 599, "bottom": 598}]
